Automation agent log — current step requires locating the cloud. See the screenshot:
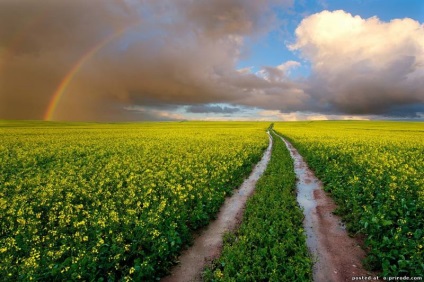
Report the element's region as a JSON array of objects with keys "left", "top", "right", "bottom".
[
  {"left": 0, "top": 0, "right": 297, "bottom": 121},
  {"left": 237, "top": 67, "right": 254, "bottom": 75},
  {"left": 123, "top": 105, "right": 184, "bottom": 121},
  {"left": 289, "top": 10, "right": 424, "bottom": 117},
  {"left": 258, "top": 110, "right": 370, "bottom": 121},
  {"left": 380, "top": 103, "right": 424, "bottom": 119},
  {"left": 1, "top": 3, "right": 422, "bottom": 121},
  {"left": 0, "top": 0, "right": 137, "bottom": 120},
  {"left": 186, "top": 104, "right": 241, "bottom": 114},
  {"left": 257, "top": 60, "right": 300, "bottom": 82}
]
